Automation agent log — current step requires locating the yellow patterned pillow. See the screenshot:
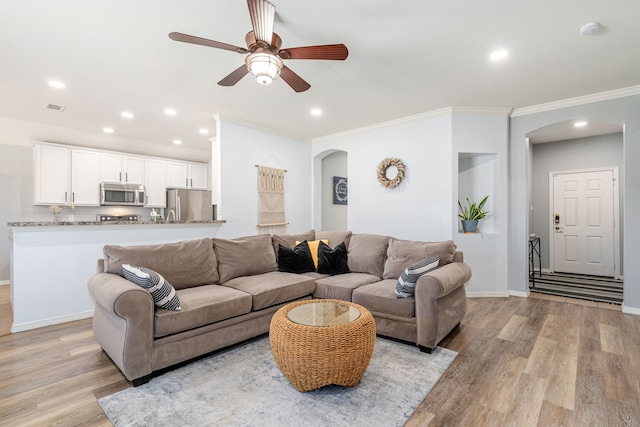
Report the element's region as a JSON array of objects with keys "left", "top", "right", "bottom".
[{"left": 296, "top": 239, "right": 329, "bottom": 268}]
